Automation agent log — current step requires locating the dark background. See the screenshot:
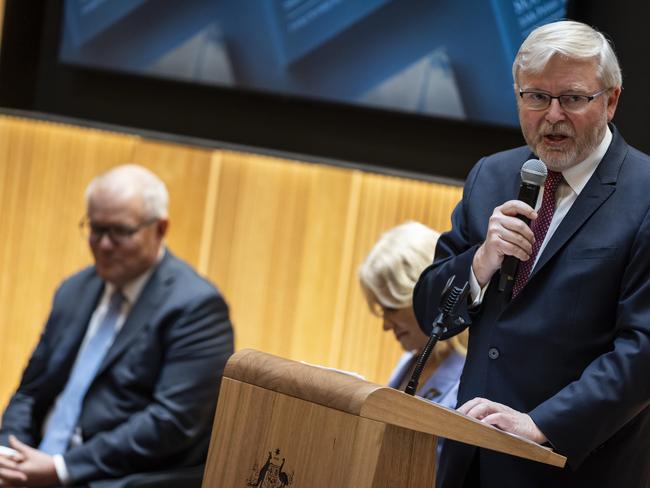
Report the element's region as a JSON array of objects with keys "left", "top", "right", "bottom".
[{"left": 0, "top": 0, "right": 648, "bottom": 181}]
